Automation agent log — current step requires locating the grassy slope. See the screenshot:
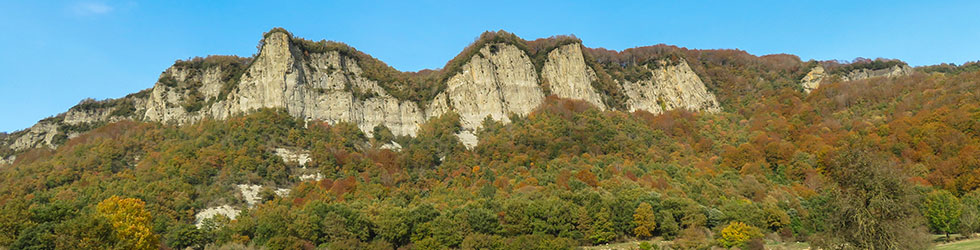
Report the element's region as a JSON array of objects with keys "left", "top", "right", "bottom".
[{"left": 934, "top": 239, "right": 980, "bottom": 250}]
